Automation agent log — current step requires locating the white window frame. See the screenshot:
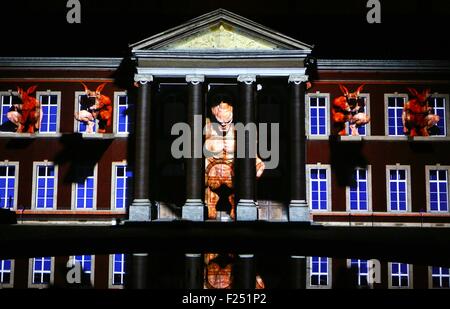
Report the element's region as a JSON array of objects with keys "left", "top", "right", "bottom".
[
  {"left": 0, "top": 161, "right": 19, "bottom": 210},
  {"left": 69, "top": 255, "right": 95, "bottom": 287},
  {"left": 346, "top": 259, "right": 373, "bottom": 289},
  {"left": 428, "top": 266, "right": 450, "bottom": 289},
  {"left": 346, "top": 166, "right": 372, "bottom": 212},
  {"left": 306, "top": 92, "right": 330, "bottom": 139},
  {"left": 428, "top": 93, "right": 450, "bottom": 137},
  {"left": 0, "top": 259, "right": 14, "bottom": 288},
  {"left": 388, "top": 262, "right": 412, "bottom": 289},
  {"left": 307, "top": 256, "right": 332, "bottom": 289},
  {"left": 108, "top": 253, "right": 125, "bottom": 289},
  {"left": 386, "top": 165, "right": 412, "bottom": 212},
  {"left": 36, "top": 90, "right": 61, "bottom": 134},
  {"left": 74, "top": 91, "right": 98, "bottom": 133},
  {"left": 384, "top": 93, "right": 408, "bottom": 136},
  {"left": 306, "top": 164, "right": 332, "bottom": 212},
  {"left": 28, "top": 257, "right": 55, "bottom": 288},
  {"left": 425, "top": 165, "right": 450, "bottom": 213},
  {"left": 71, "top": 164, "right": 98, "bottom": 210},
  {"left": 113, "top": 91, "right": 129, "bottom": 135},
  {"left": 345, "top": 93, "right": 371, "bottom": 136},
  {"left": 111, "top": 161, "right": 130, "bottom": 211},
  {"left": 0, "top": 90, "right": 18, "bottom": 127},
  {"left": 31, "top": 161, "right": 58, "bottom": 210}
]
